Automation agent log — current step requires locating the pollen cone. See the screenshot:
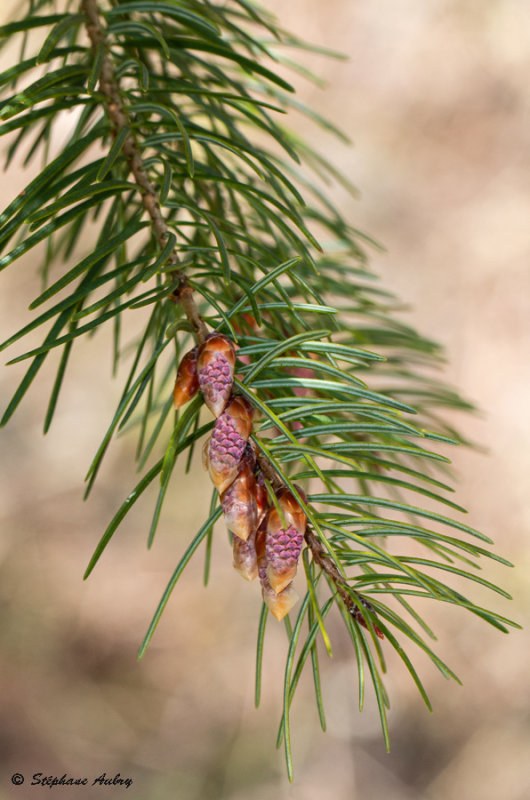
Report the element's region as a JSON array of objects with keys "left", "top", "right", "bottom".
[
  {"left": 255, "top": 519, "right": 299, "bottom": 620},
  {"left": 173, "top": 347, "right": 199, "bottom": 409},
  {"left": 197, "top": 333, "right": 236, "bottom": 417},
  {"left": 265, "top": 506, "right": 305, "bottom": 594},
  {"left": 206, "top": 396, "right": 253, "bottom": 494},
  {"left": 352, "top": 600, "right": 385, "bottom": 640}
]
